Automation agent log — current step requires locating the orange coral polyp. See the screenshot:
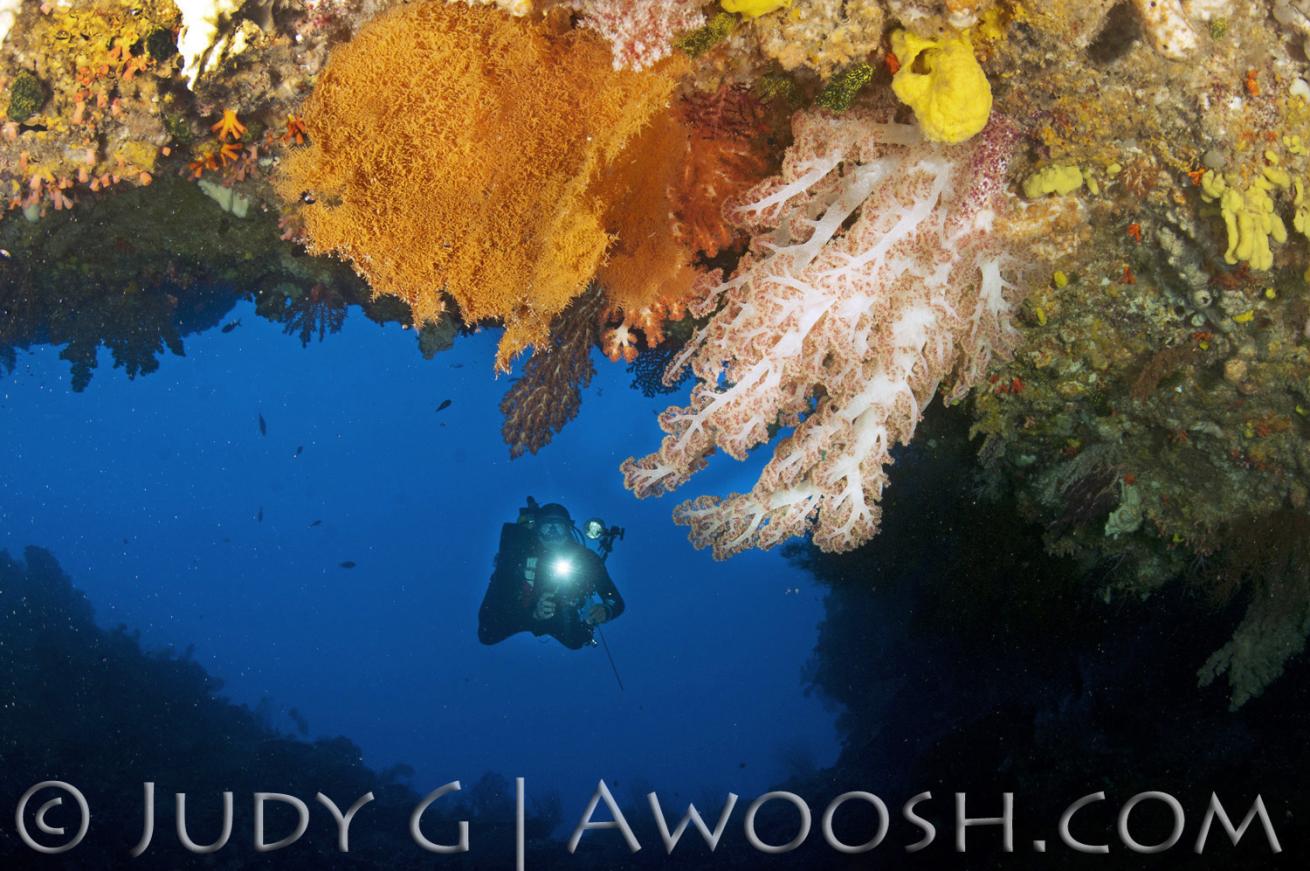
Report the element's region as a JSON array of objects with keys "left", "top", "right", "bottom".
[
  {"left": 602, "top": 323, "right": 641, "bottom": 364},
  {"left": 600, "top": 296, "right": 688, "bottom": 363},
  {"left": 283, "top": 115, "right": 308, "bottom": 145},
  {"left": 211, "top": 109, "right": 246, "bottom": 142},
  {"left": 277, "top": 1, "right": 680, "bottom": 370}
]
